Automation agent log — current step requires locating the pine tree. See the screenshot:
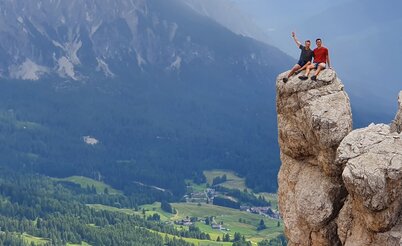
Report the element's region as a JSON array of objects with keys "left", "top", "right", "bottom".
[
  {"left": 234, "top": 232, "right": 241, "bottom": 242},
  {"left": 257, "top": 219, "right": 266, "bottom": 231},
  {"left": 224, "top": 233, "right": 230, "bottom": 242}
]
